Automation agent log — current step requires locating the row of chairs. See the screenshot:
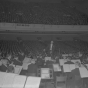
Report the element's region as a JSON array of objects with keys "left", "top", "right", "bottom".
[
  {"left": 0, "top": 41, "right": 22, "bottom": 55},
  {"left": 0, "top": 40, "right": 87, "bottom": 57}
]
